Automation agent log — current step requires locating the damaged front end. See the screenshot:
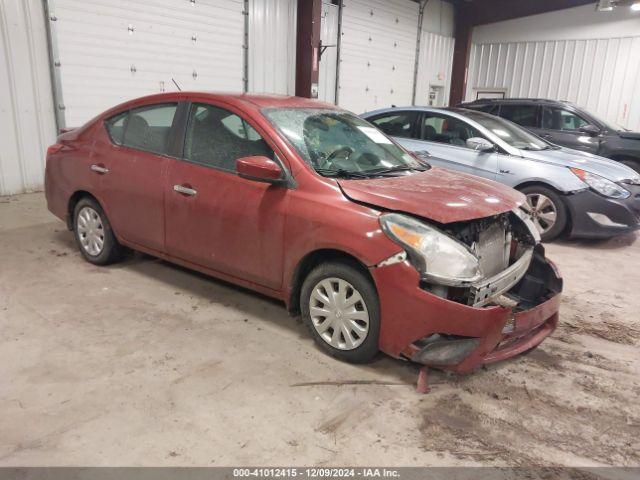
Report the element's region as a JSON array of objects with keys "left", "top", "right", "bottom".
[{"left": 378, "top": 207, "right": 562, "bottom": 370}]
